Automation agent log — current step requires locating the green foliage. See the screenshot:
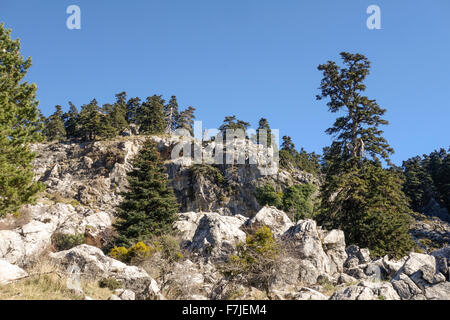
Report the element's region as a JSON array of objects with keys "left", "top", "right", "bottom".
[
  {"left": 176, "top": 106, "right": 196, "bottom": 136},
  {"left": 164, "top": 95, "right": 180, "bottom": 133},
  {"left": 222, "top": 226, "right": 281, "bottom": 295},
  {"left": 255, "top": 183, "right": 316, "bottom": 221},
  {"left": 52, "top": 232, "right": 85, "bottom": 251},
  {"left": 77, "top": 99, "right": 116, "bottom": 141},
  {"left": 402, "top": 148, "right": 450, "bottom": 213},
  {"left": 190, "top": 164, "right": 225, "bottom": 185},
  {"left": 317, "top": 52, "right": 393, "bottom": 165},
  {"left": 254, "top": 184, "right": 283, "bottom": 208},
  {"left": 317, "top": 52, "right": 414, "bottom": 259},
  {"left": 98, "top": 277, "right": 122, "bottom": 291},
  {"left": 0, "top": 23, "right": 45, "bottom": 217},
  {"left": 153, "top": 235, "right": 183, "bottom": 262},
  {"left": 43, "top": 105, "right": 66, "bottom": 141},
  {"left": 282, "top": 184, "right": 316, "bottom": 221},
  {"left": 113, "top": 139, "right": 179, "bottom": 247},
  {"left": 137, "top": 95, "right": 167, "bottom": 134},
  {"left": 318, "top": 161, "right": 414, "bottom": 258},
  {"left": 279, "top": 136, "right": 321, "bottom": 175}
]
